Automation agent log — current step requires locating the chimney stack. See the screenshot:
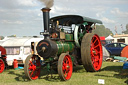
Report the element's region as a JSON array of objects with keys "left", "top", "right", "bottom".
[{"left": 41, "top": 8, "right": 51, "bottom": 39}]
